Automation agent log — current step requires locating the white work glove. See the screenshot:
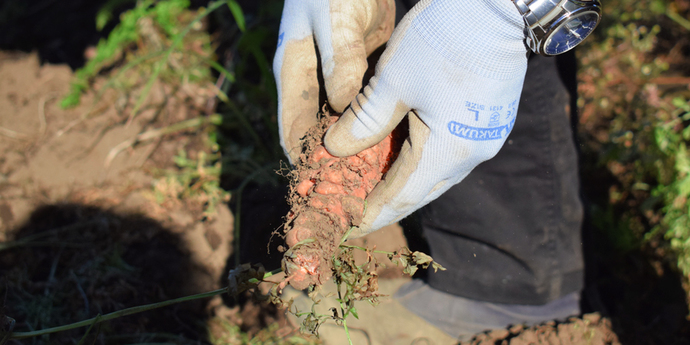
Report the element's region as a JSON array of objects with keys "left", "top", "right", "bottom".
[
  {"left": 272, "top": 0, "right": 396, "bottom": 163},
  {"left": 324, "top": 0, "right": 529, "bottom": 237}
]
